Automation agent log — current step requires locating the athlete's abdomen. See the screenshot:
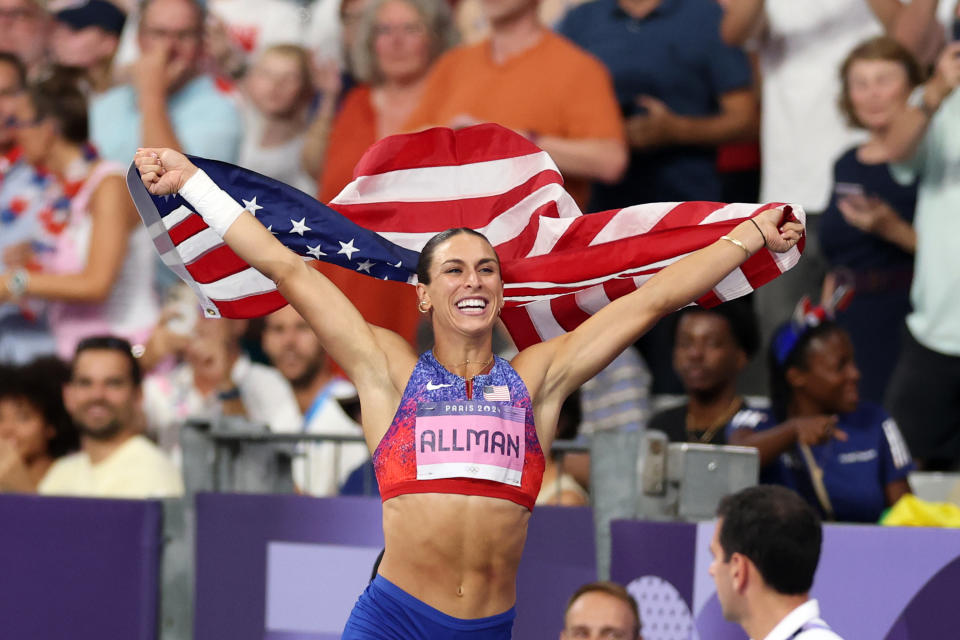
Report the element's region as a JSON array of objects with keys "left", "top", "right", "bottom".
[{"left": 378, "top": 492, "right": 530, "bottom": 618}]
